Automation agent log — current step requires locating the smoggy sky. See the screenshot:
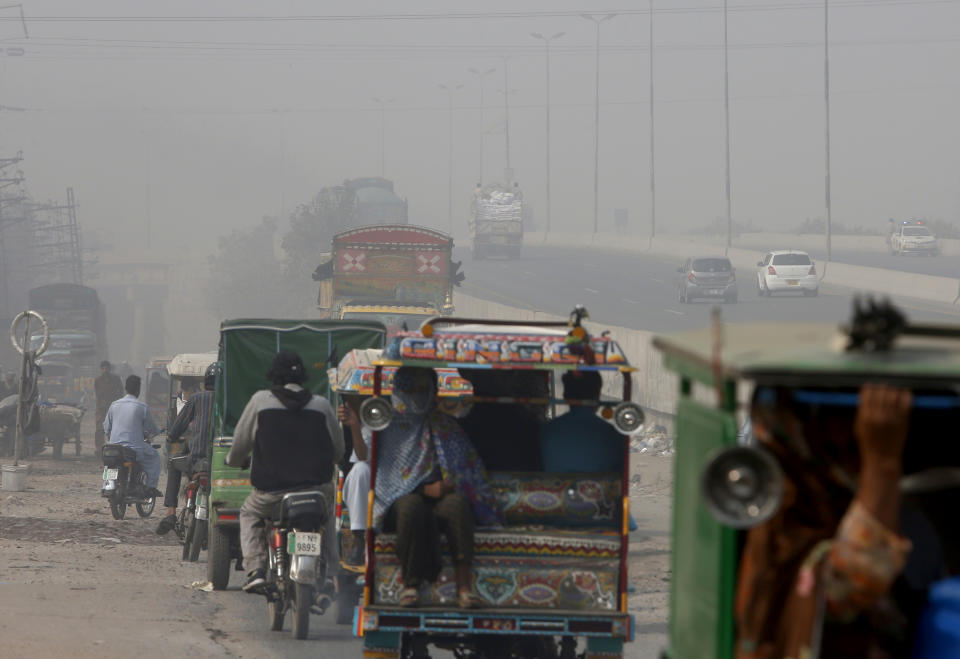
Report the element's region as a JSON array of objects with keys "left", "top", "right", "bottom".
[{"left": 1, "top": 0, "right": 957, "bottom": 253}]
